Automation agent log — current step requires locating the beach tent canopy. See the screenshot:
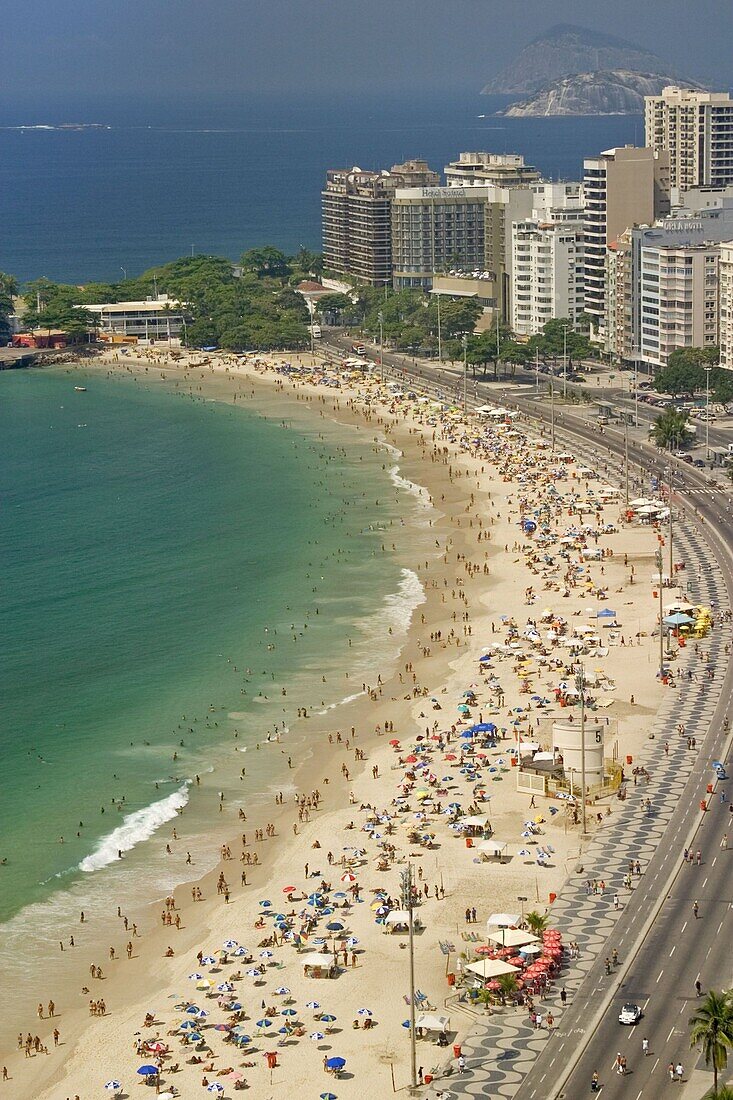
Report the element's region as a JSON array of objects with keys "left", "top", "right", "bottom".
[
  {"left": 384, "top": 910, "right": 415, "bottom": 926},
  {"left": 486, "top": 928, "right": 538, "bottom": 948},
  {"left": 465, "top": 959, "right": 520, "bottom": 980},
  {"left": 486, "top": 913, "right": 519, "bottom": 928},
  {"left": 518, "top": 742, "right": 540, "bottom": 754},
  {"left": 460, "top": 814, "right": 491, "bottom": 828},
  {"left": 476, "top": 839, "right": 508, "bottom": 854},
  {"left": 301, "top": 953, "right": 335, "bottom": 968},
  {"left": 415, "top": 1012, "right": 451, "bottom": 1032}
]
